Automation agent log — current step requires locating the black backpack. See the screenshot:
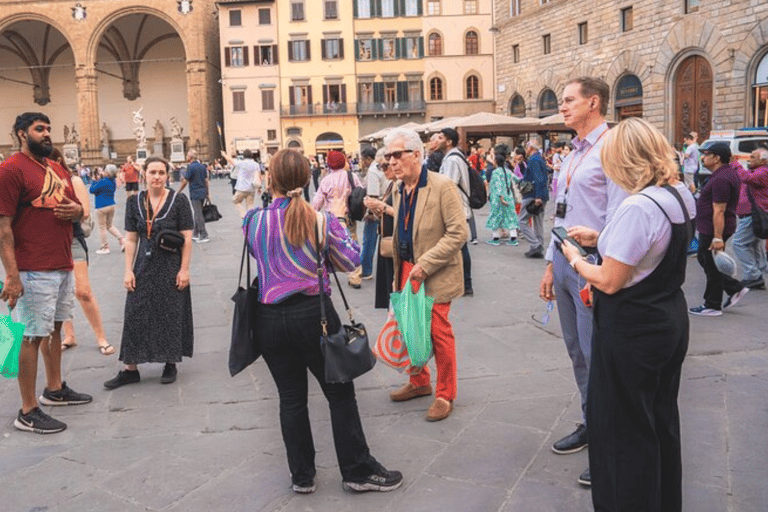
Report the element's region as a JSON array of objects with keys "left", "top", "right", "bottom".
[
  {"left": 448, "top": 153, "right": 487, "bottom": 209},
  {"left": 346, "top": 171, "right": 367, "bottom": 221}
]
